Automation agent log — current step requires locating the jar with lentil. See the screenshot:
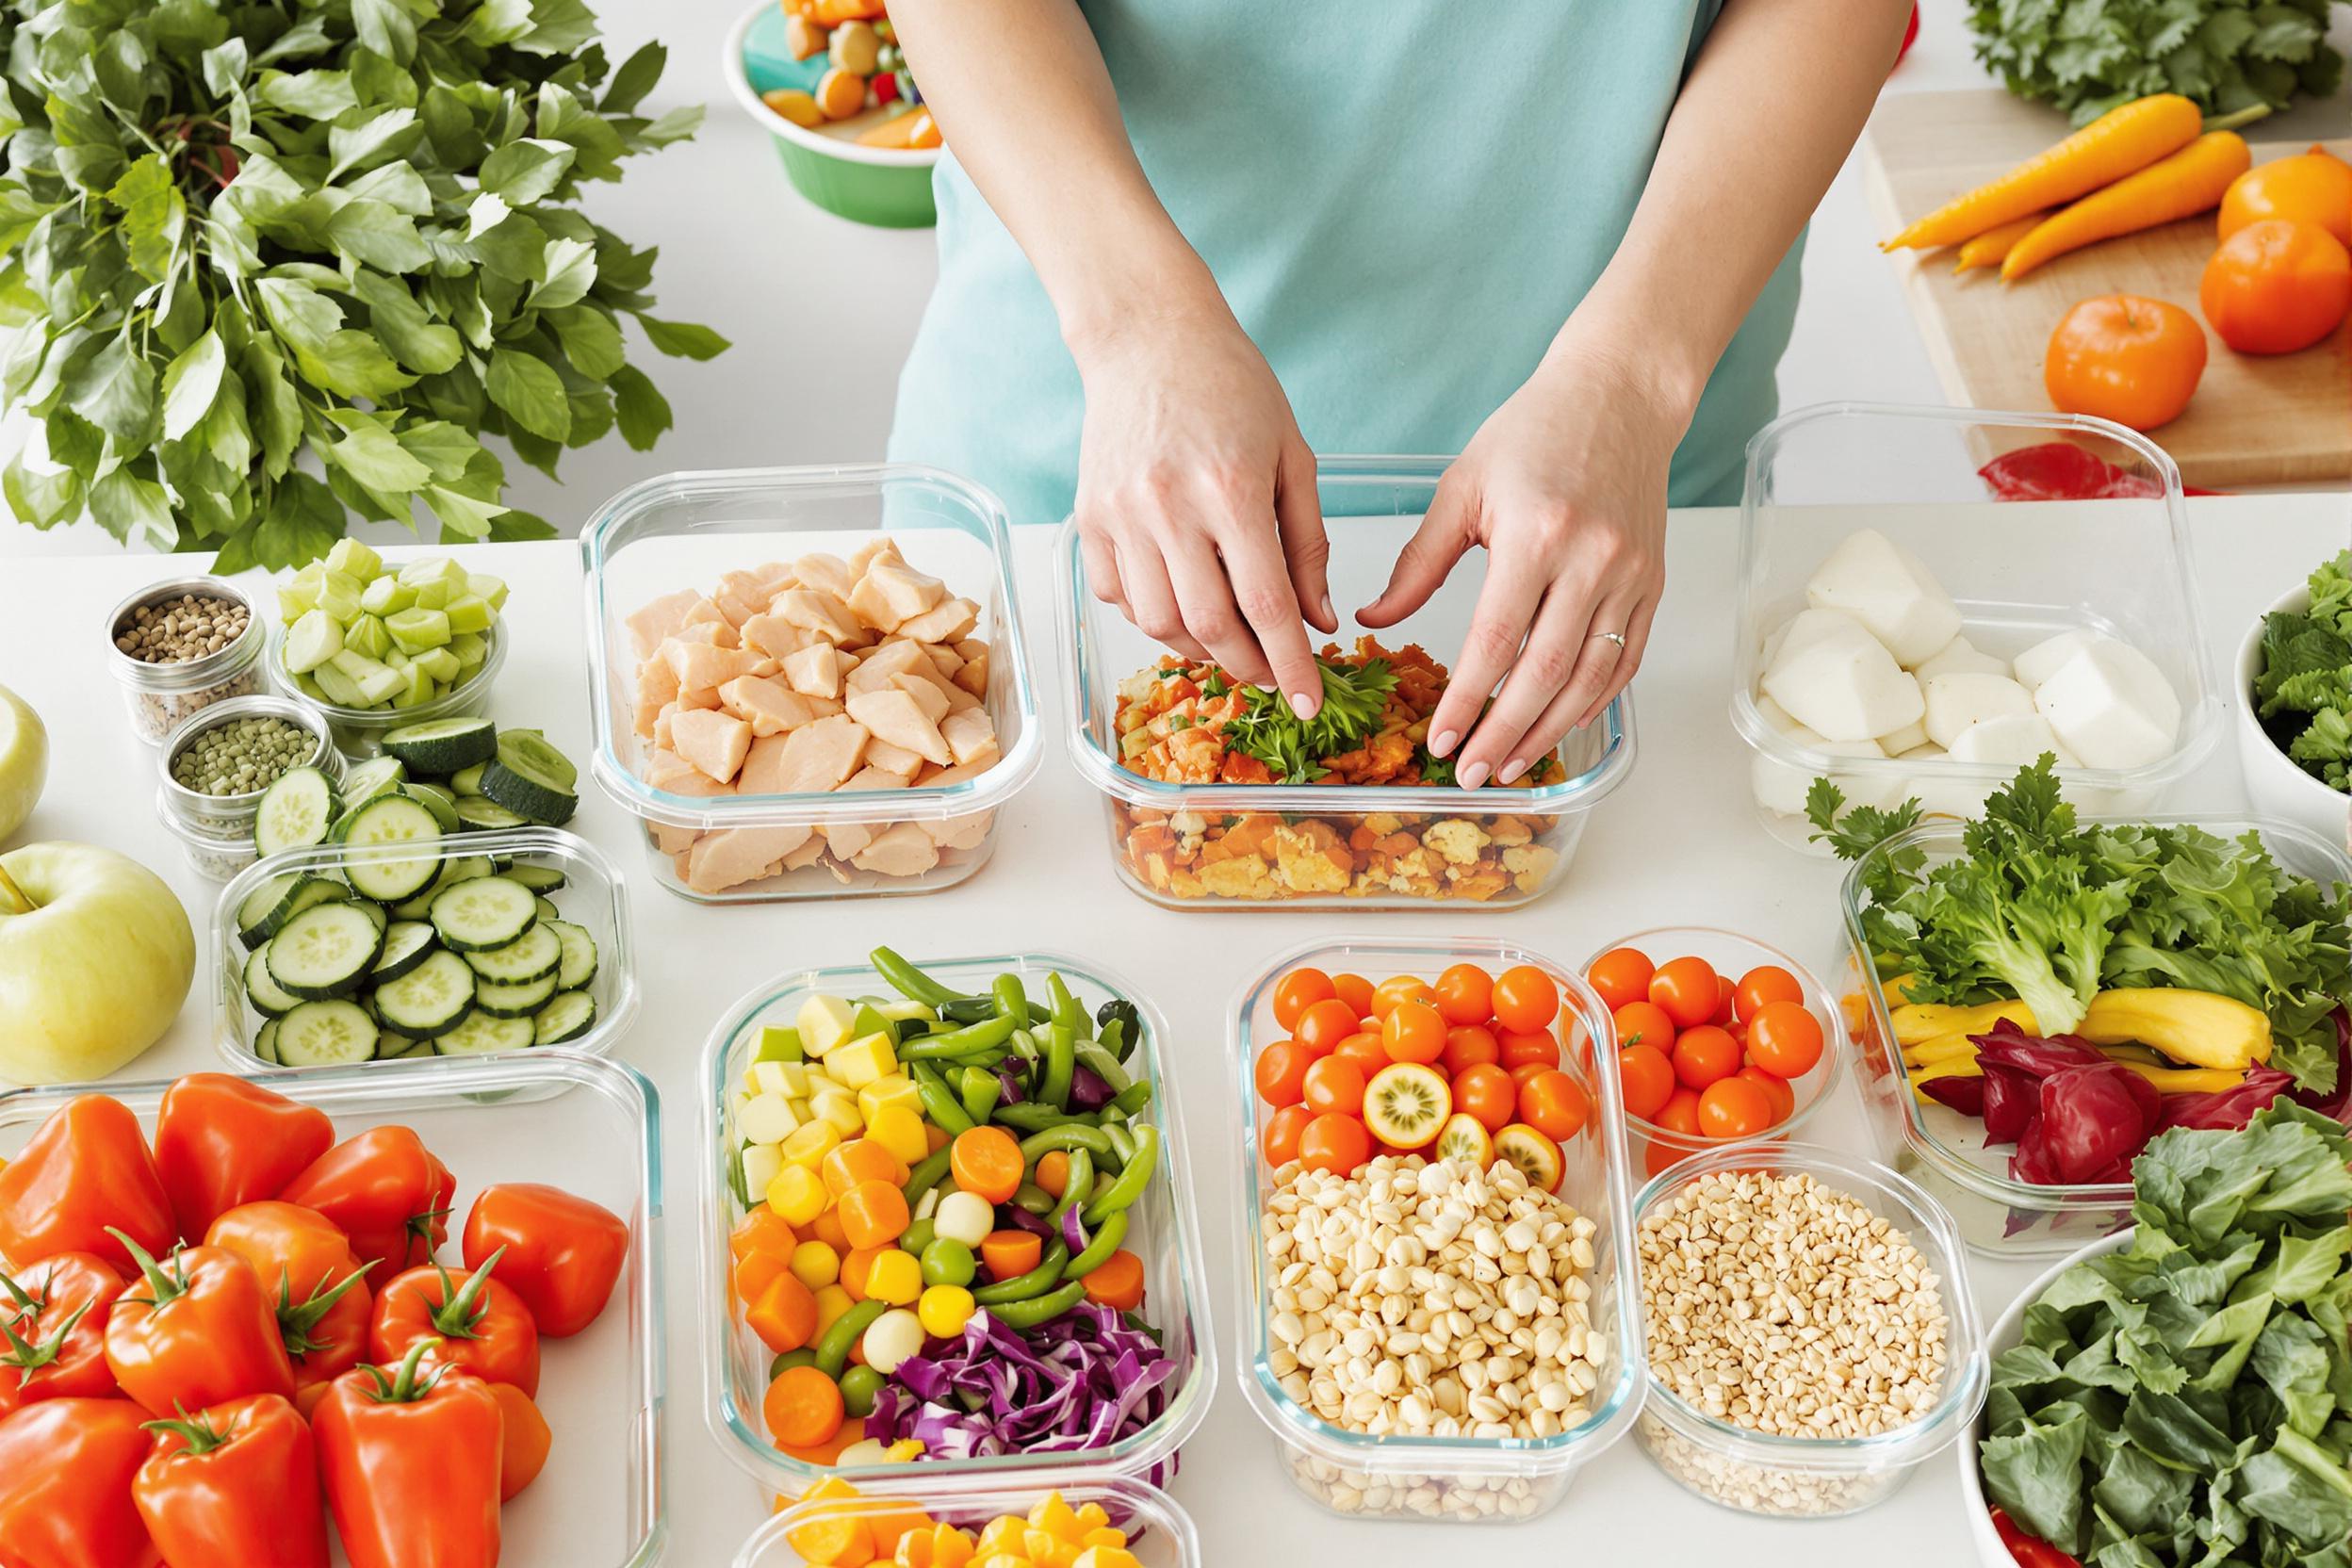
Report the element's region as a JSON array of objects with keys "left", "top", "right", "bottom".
[
  {"left": 106, "top": 579, "right": 266, "bottom": 744},
  {"left": 1629, "top": 1145, "right": 1987, "bottom": 1519},
  {"left": 154, "top": 696, "right": 339, "bottom": 881}
]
